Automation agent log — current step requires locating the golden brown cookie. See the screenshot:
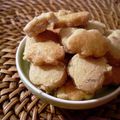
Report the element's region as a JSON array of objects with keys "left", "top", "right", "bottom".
[
  {"left": 29, "top": 64, "right": 67, "bottom": 91},
  {"left": 24, "top": 12, "right": 57, "bottom": 37},
  {"left": 68, "top": 54, "right": 112, "bottom": 94},
  {"left": 54, "top": 11, "right": 89, "bottom": 28},
  {"left": 87, "top": 20, "right": 106, "bottom": 34},
  {"left": 24, "top": 40, "right": 65, "bottom": 65},
  {"left": 24, "top": 11, "right": 89, "bottom": 37},
  {"left": 56, "top": 80, "right": 93, "bottom": 100},
  {"left": 107, "top": 30, "right": 120, "bottom": 66},
  {"left": 60, "top": 28, "right": 109, "bottom": 57}
]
